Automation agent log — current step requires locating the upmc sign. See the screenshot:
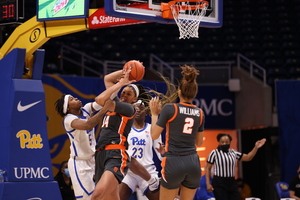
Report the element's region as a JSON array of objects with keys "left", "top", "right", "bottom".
[
  {"left": 194, "top": 86, "right": 235, "bottom": 129},
  {"left": 0, "top": 49, "right": 62, "bottom": 199},
  {"left": 88, "top": 7, "right": 149, "bottom": 29}
]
